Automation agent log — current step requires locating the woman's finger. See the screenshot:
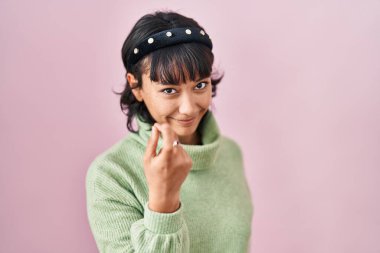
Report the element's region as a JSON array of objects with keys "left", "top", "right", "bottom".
[
  {"left": 154, "top": 123, "right": 178, "bottom": 152},
  {"left": 144, "top": 124, "right": 159, "bottom": 160}
]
